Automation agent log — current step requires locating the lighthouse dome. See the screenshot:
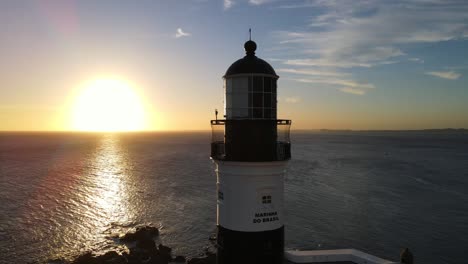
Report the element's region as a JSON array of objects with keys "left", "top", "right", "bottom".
[{"left": 225, "top": 40, "right": 277, "bottom": 77}]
